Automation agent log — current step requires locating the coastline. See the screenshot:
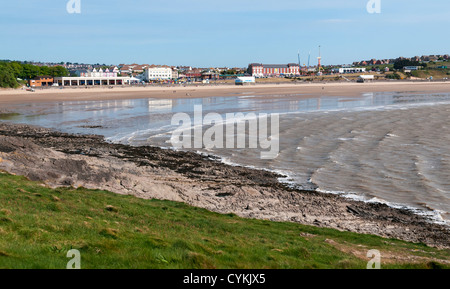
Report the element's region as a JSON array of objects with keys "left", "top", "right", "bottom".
[
  {"left": 1, "top": 81, "right": 450, "bottom": 104},
  {"left": 0, "top": 121, "right": 448, "bottom": 248}
]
